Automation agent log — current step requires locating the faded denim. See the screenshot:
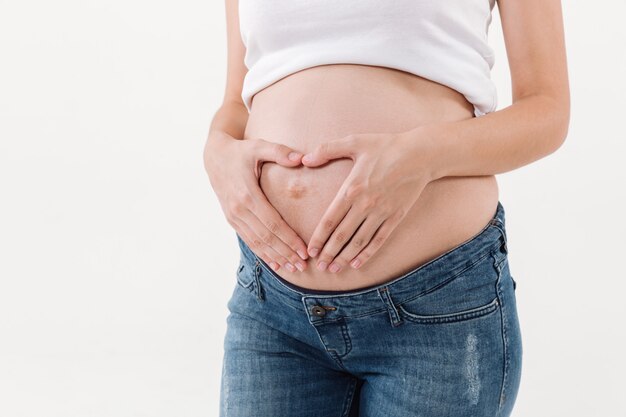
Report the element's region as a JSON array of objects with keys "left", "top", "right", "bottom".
[{"left": 220, "top": 201, "right": 522, "bottom": 417}]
